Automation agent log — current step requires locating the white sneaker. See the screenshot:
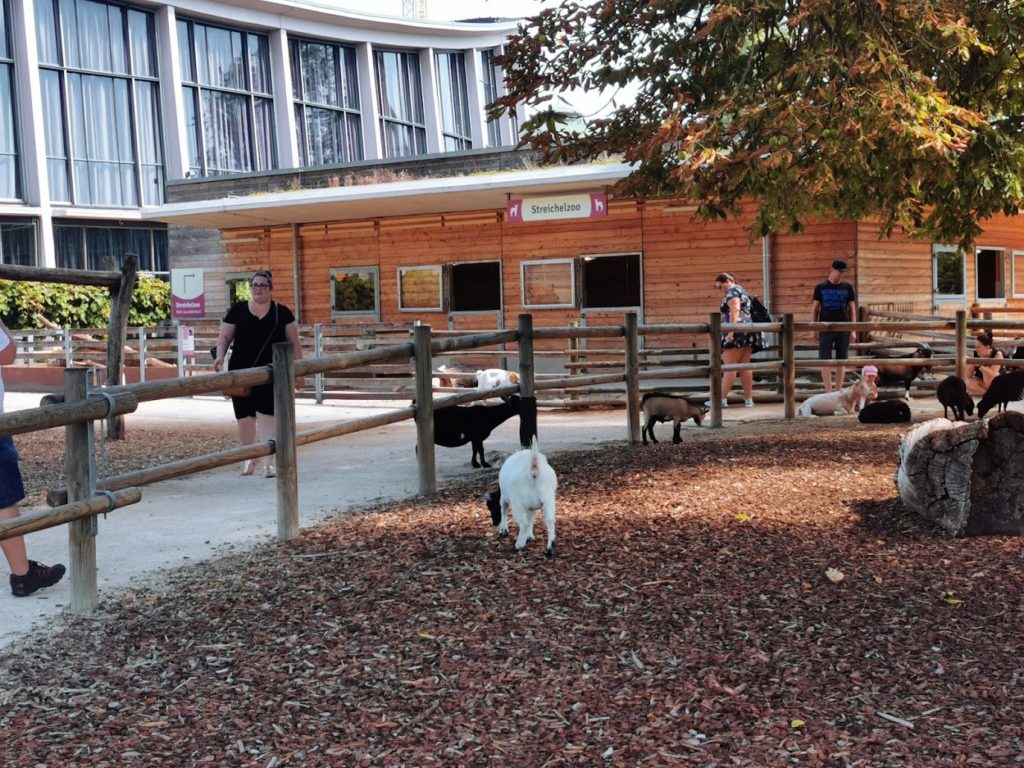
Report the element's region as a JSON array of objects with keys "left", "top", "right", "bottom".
[
  {"left": 704, "top": 398, "right": 728, "bottom": 408},
  {"left": 744, "top": 398, "right": 755, "bottom": 408}
]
